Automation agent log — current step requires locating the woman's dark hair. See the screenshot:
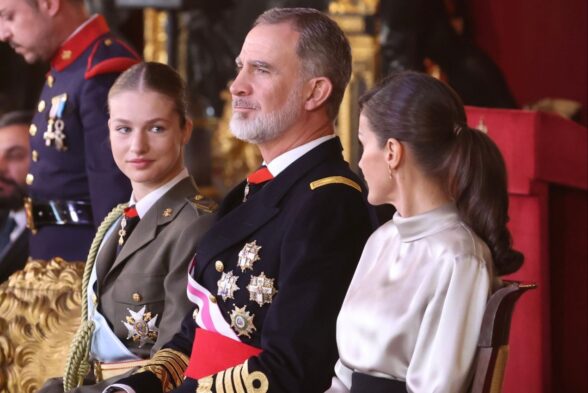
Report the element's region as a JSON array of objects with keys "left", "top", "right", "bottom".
[
  {"left": 360, "top": 71, "right": 523, "bottom": 275},
  {"left": 108, "top": 62, "right": 189, "bottom": 128}
]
